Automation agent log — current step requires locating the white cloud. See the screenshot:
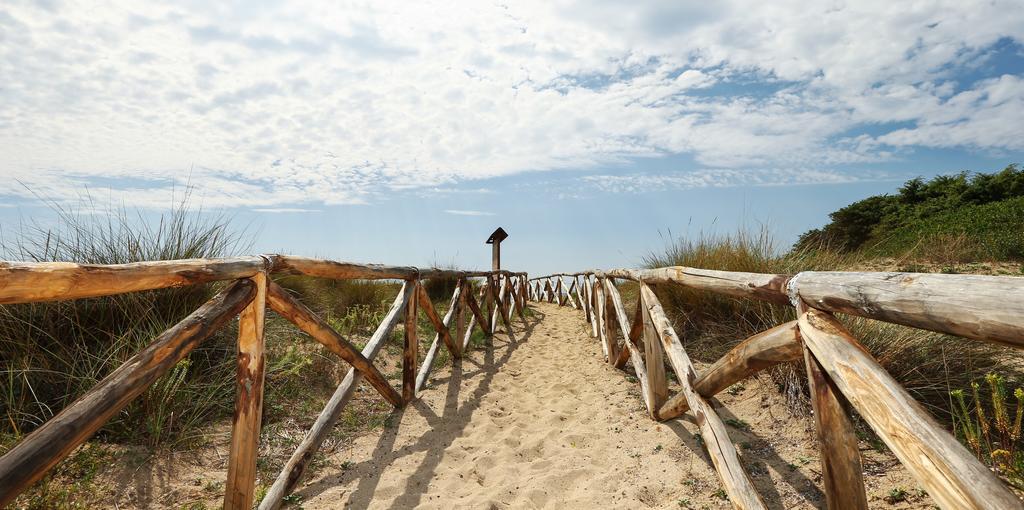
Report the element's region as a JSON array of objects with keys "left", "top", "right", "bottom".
[
  {"left": 252, "top": 207, "right": 322, "bottom": 213},
  {"left": 0, "top": 0, "right": 1021, "bottom": 207},
  {"left": 581, "top": 168, "right": 894, "bottom": 193},
  {"left": 444, "top": 209, "right": 496, "bottom": 216}
]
